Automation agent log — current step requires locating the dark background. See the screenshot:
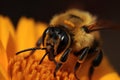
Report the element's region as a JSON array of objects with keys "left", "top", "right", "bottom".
[{"left": 0, "top": 0, "right": 120, "bottom": 74}]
